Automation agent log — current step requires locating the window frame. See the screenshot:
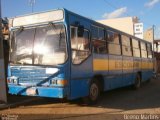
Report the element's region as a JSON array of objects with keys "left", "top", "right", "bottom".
[
  {"left": 70, "top": 26, "right": 91, "bottom": 65},
  {"left": 140, "top": 42, "right": 147, "bottom": 58},
  {"left": 10, "top": 23, "right": 68, "bottom": 66},
  {"left": 107, "top": 30, "right": 121, "bottom": 55},
  {"left": 147, "top": 43, "right": 153, "bottom": 58},
  {"left": 91, "top": 27, "right": 107, "bottom": 54},
  {"left": 121, "top": 34, "right": 132, "bottom": 57},
  {"left": 132, "top": 38, "right": 141, "bottom": 58},
  {"left": 91, "top": 25, "right": 105, "bottom": 40}
]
